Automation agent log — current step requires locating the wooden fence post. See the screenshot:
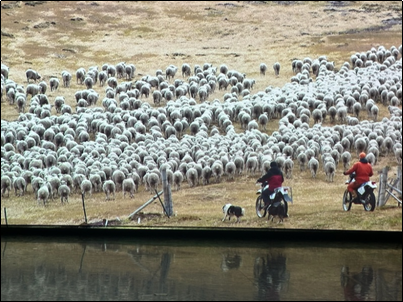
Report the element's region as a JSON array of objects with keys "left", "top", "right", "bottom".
[
  {"left": 377, "top": 166, "right": 389, "bottom": 207},
  {"left": 397, "top": 166, "right": 402, "bottom": 200},
  {"left": 161, "top": 167, "right": 173, "bottom": 216}
]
